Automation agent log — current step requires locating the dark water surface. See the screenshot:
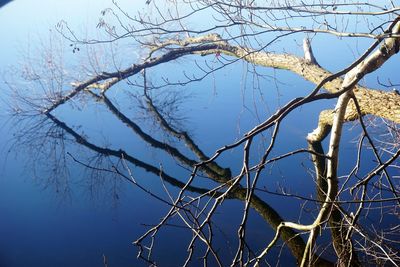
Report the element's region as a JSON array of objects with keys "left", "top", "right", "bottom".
[
  {"left": 0, "top": 2, "right": 153, "bottom": 266},
  {"left": 0, "top": 1, "right": 398, "bottom": 267}
]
